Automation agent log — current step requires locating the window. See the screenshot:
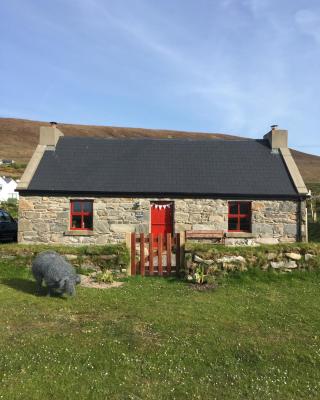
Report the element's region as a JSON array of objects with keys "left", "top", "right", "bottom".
[
  {"left": 0, "top": 211, "right": 11, "bottom": 222},
  {"left": 70, "top": 200, "right": 93, "bottom": 230},
  {"left": 228, "top": 202, "right": 251, "bottom": 232}
]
